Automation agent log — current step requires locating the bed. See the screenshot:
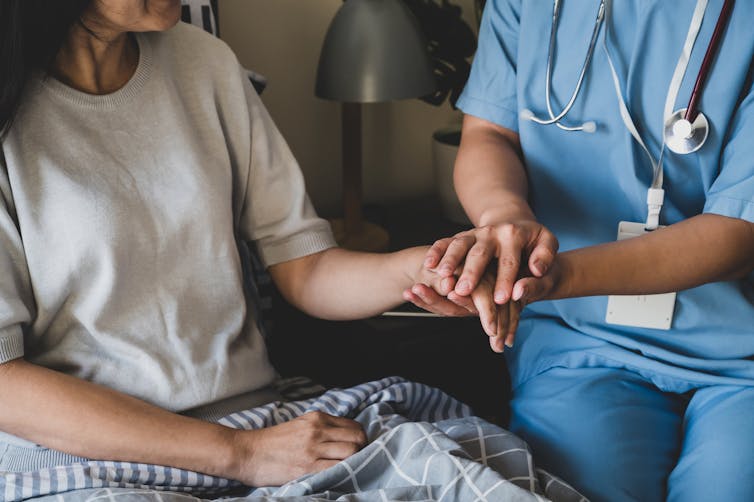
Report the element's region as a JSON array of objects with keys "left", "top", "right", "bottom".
[{"left": 2, "top": 377, "right": 586, "bottom": 501}]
